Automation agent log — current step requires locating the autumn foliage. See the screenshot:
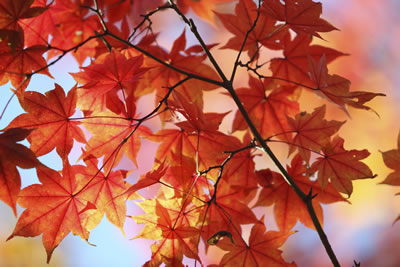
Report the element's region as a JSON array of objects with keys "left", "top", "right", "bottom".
[{"left": 0, "top": 0, "right": 397, "bottom": 266}]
